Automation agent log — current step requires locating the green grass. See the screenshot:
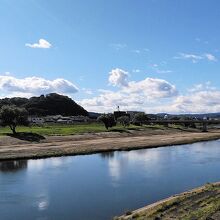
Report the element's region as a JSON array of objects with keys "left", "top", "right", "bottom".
[
  {"left": 0, "top": 123, "right": 180, "bottom": 136},
  {"left": 116, "top": 183, "right": 220, "bottom": 220},
  {"left": 0, "top": 123, "right": 144, "bottom": 136}
]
